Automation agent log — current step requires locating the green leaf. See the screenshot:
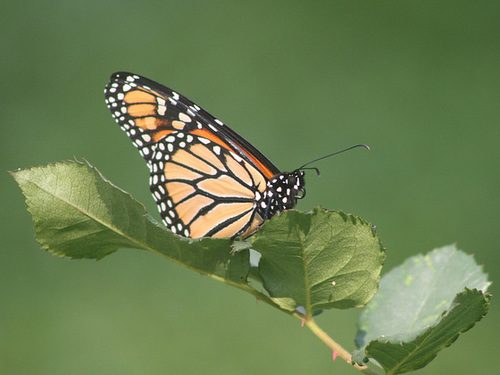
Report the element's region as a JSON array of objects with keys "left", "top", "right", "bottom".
[
  {"left": 355, "top": 245, "right": 491, "bottom": 374},
  {"left": 11, "top": 160, "right": 250, "bottom": 284},
  {"left": 12, "top": 160, "right": 385, "bottom": 317},
  {"left": 250, "top": 209, "right": 385, "bottom": 315}
]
